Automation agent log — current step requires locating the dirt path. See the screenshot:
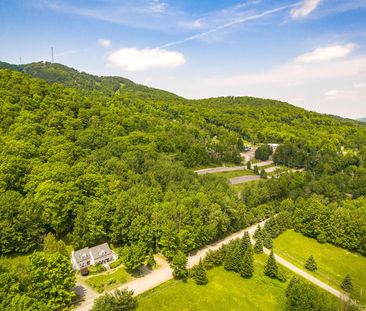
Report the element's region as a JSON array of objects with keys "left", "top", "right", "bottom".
[
  {"left": 262, "top": 248, "right": 352, "bottom": 303},
  {"left": 75, "top": 219, "right": 355, "bottom": 311},
  {"left": 195, "top": 160, "right": 274, "bottom": 175},
  {"left": 74, "top": 221, "right": 265, "bottom": 311}
]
